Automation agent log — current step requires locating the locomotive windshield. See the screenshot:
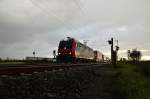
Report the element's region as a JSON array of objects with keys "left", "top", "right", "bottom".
[{"left": 59, "top": 40, "right": 73, "bottom": 49}]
